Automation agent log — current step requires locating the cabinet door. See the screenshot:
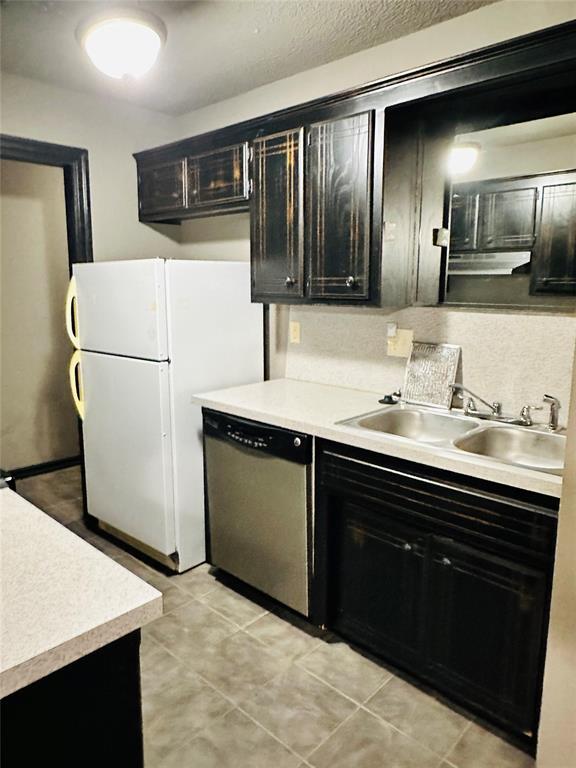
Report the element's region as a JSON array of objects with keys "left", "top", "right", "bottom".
[
  {"left": 138, "top": 159, "right": 186, "bottom": 217},
  {"left": 427, "top": 537, "right": 548, "bottom": 735},
  {"left": 449, "top": 189, "right": 479, "bottom": 251},
  {"left": 307, "top": 112, "right": 373, "bottom": 300},
  {"left": 479, "top": 186, "right": 537, "bottom": 250},
  {"left": 331, "top": 498, "right": 426, "bottom": 667},
  {"left": 250, "top": 129, "right": 304, "bottom": 301},
  {"left": 187, "top": 143, "right": 248, "bottom": 209},
  {"left": 531, "top": 180, "right": 576, "bottom": 294}
]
